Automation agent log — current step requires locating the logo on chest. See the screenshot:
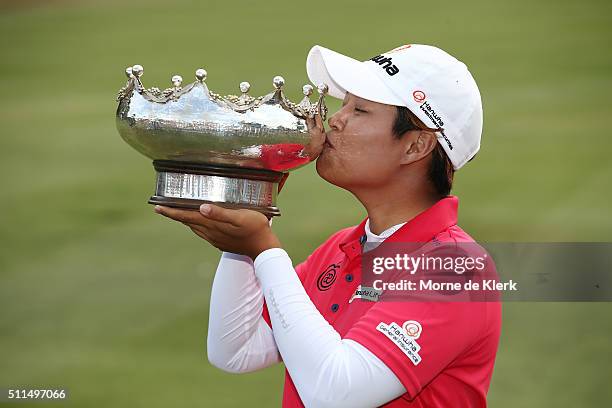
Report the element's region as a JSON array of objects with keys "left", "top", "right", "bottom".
[{"left": 317, "top": 263, "right": 341, "bottom": 291}]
